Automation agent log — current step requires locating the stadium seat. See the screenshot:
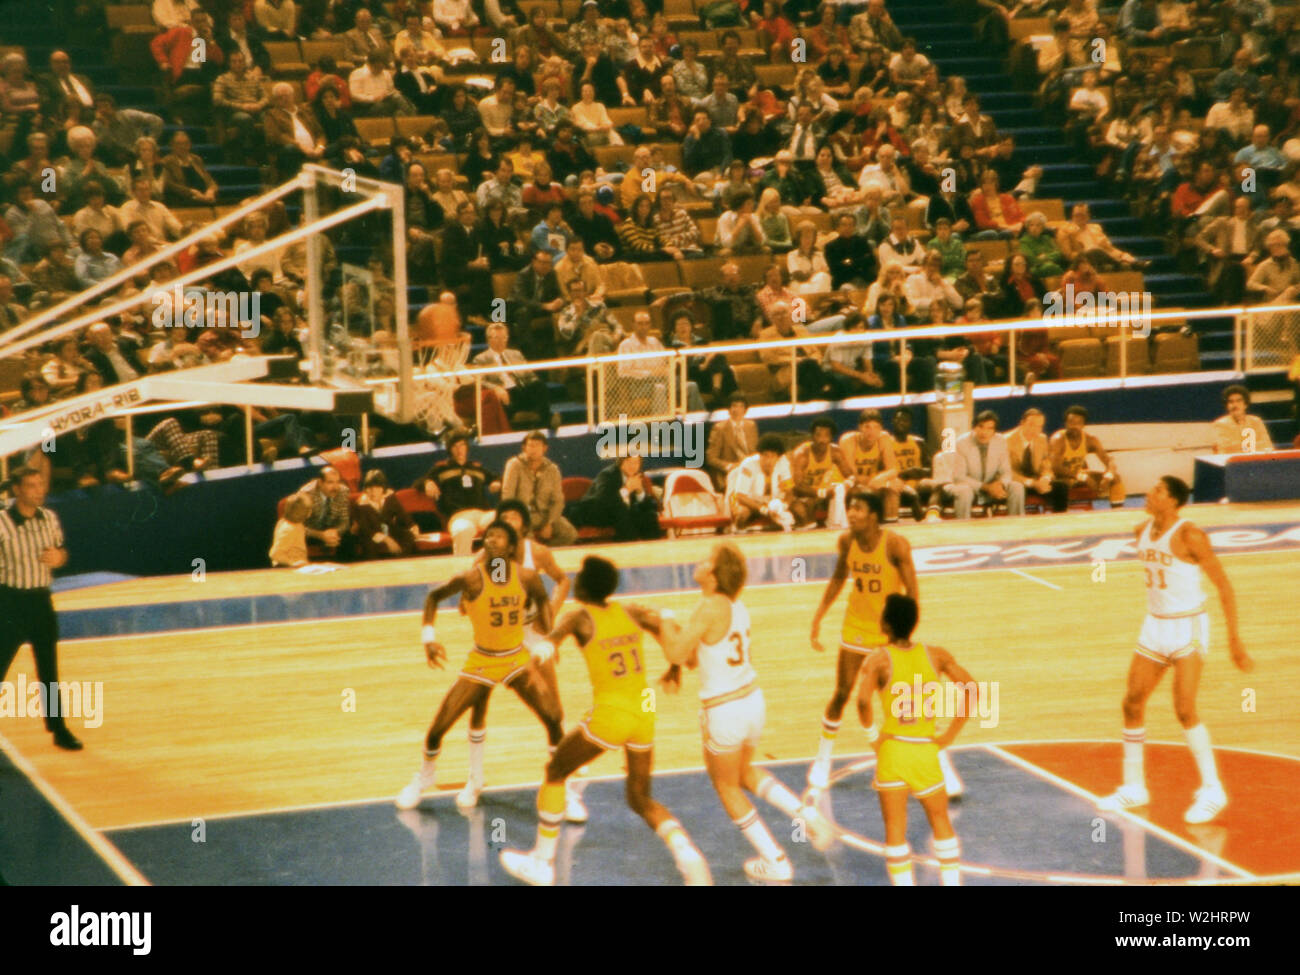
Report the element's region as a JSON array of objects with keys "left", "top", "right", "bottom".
[
  {"left": 319, "top": 448, "right": 361, "bottom": 491},
  {"left": 394, "top": 487, "right": 452, "bottom": 552},
  {"left": 353, "top": 117, "right": 396, "bottom": 149},
  {"left": 639, "top": 261, "right": 689, "bottom": 300},
  {"left": 562, "top": 476, "right": 614, "bottom": 541},
  {"left": 1152, "top": 330, "right": 1199, "bottom": 373},
  {"left": 1104, "top": 334, "right": 1150, "bottom": 376},
  {"left": 659, "top": 469, "right": 729, "bottom": 538},
  {"left": 732, "top": 362, "right": 776, "bottom": 403},
  {"left": 264, "top": 40, "right": 308, "bottom": 76},
  {"left": 1058, "top": 337, "right": 1103, "bottom": 378}
]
